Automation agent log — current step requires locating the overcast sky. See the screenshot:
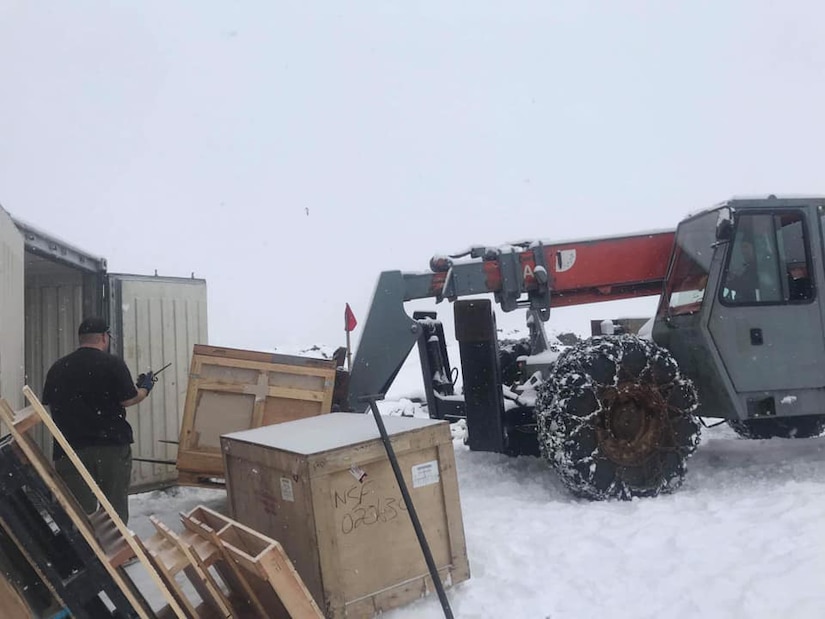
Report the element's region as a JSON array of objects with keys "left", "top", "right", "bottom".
[{"left": 2, "top": 1, "right": 824, "bottom": 351}]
